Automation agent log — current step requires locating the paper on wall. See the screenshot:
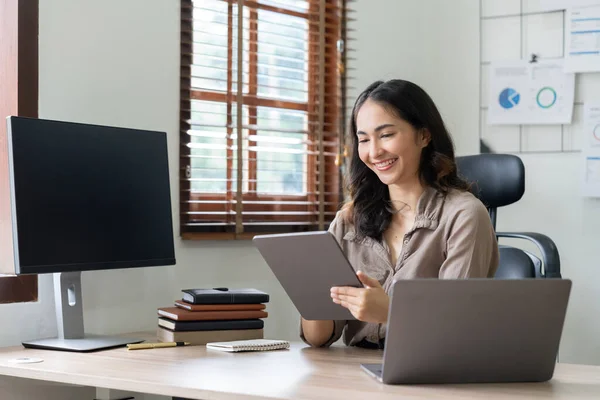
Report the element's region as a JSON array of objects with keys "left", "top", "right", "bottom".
[
  {"left": 565, "top": 5, "right": 600, "bottom": 73},
  {"left": 540, "top": 0, "right": 600, "bottom": 12},
  {"left": 582, "top": 104, "right": 600, "bottom": 197},
  {"left": 488, "top": 60, "right": 575, "bottom": 125}
]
